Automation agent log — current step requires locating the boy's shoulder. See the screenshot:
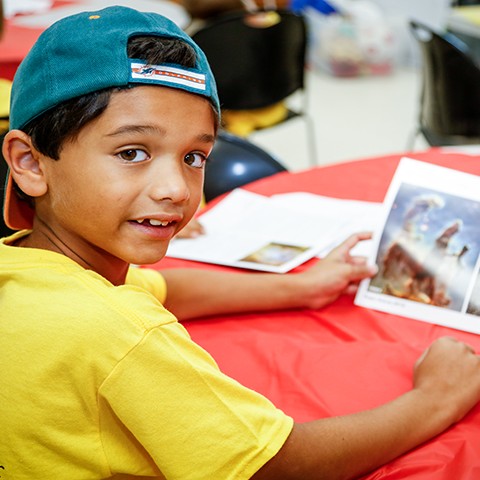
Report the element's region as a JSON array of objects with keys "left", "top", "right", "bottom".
[{"left": 0, "top": 239, "right": 175, "bottom": 334}]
